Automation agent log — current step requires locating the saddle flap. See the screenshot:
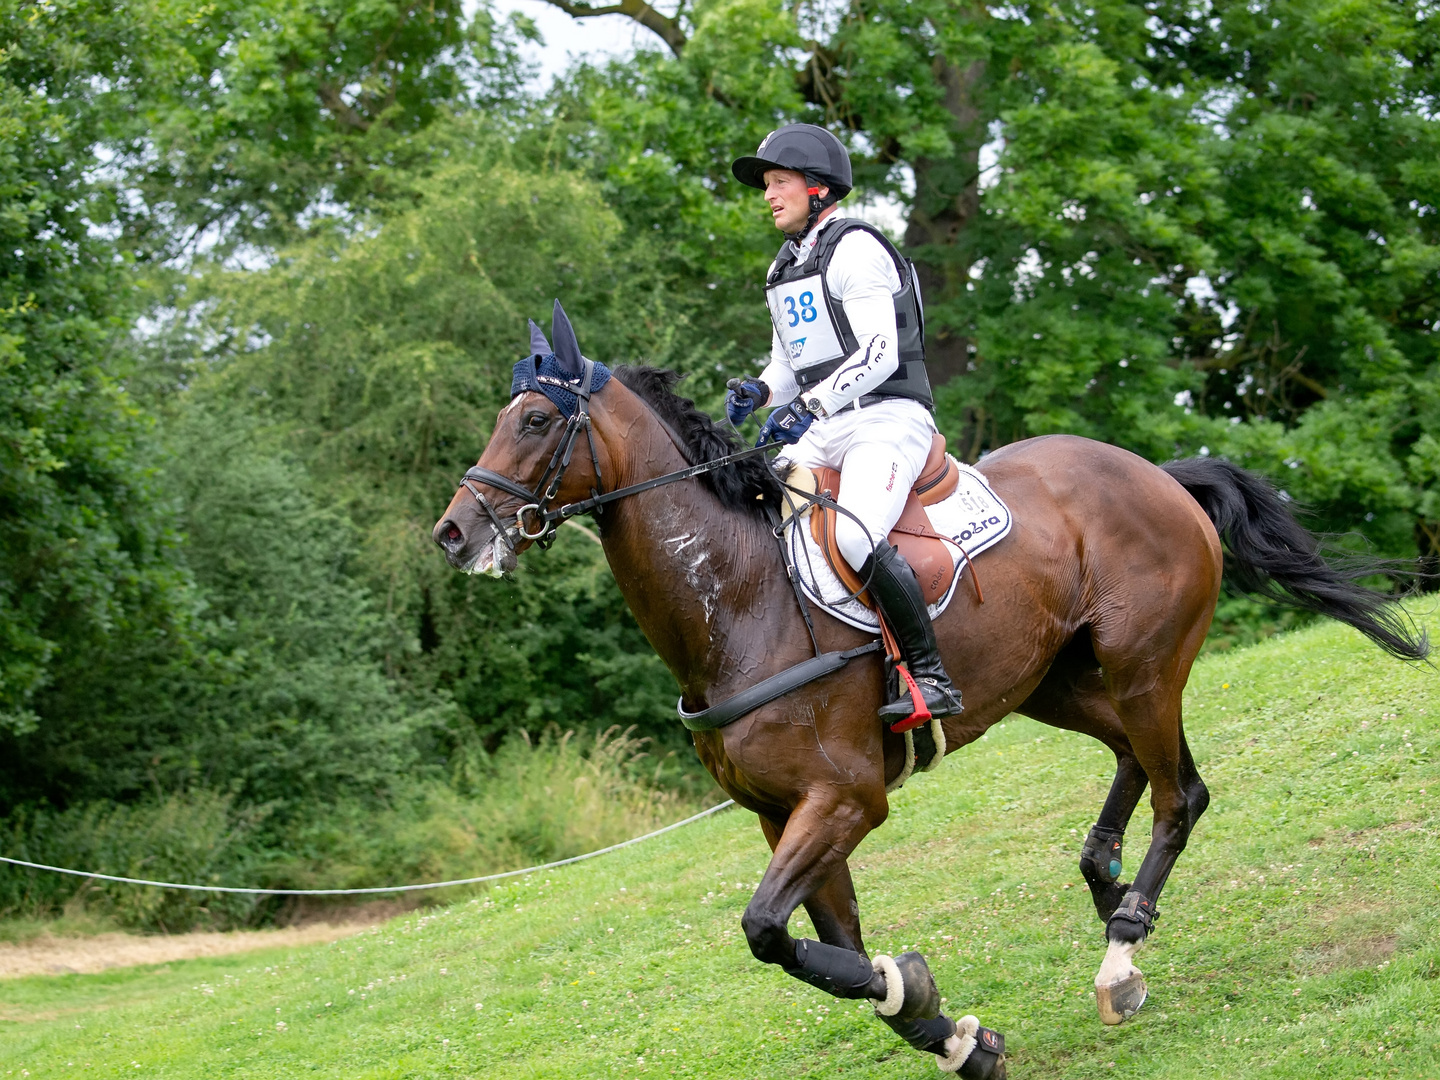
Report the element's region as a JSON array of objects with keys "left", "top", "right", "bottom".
[{"left": 809, "top": 466, "right": 957, "bottom": 609}]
